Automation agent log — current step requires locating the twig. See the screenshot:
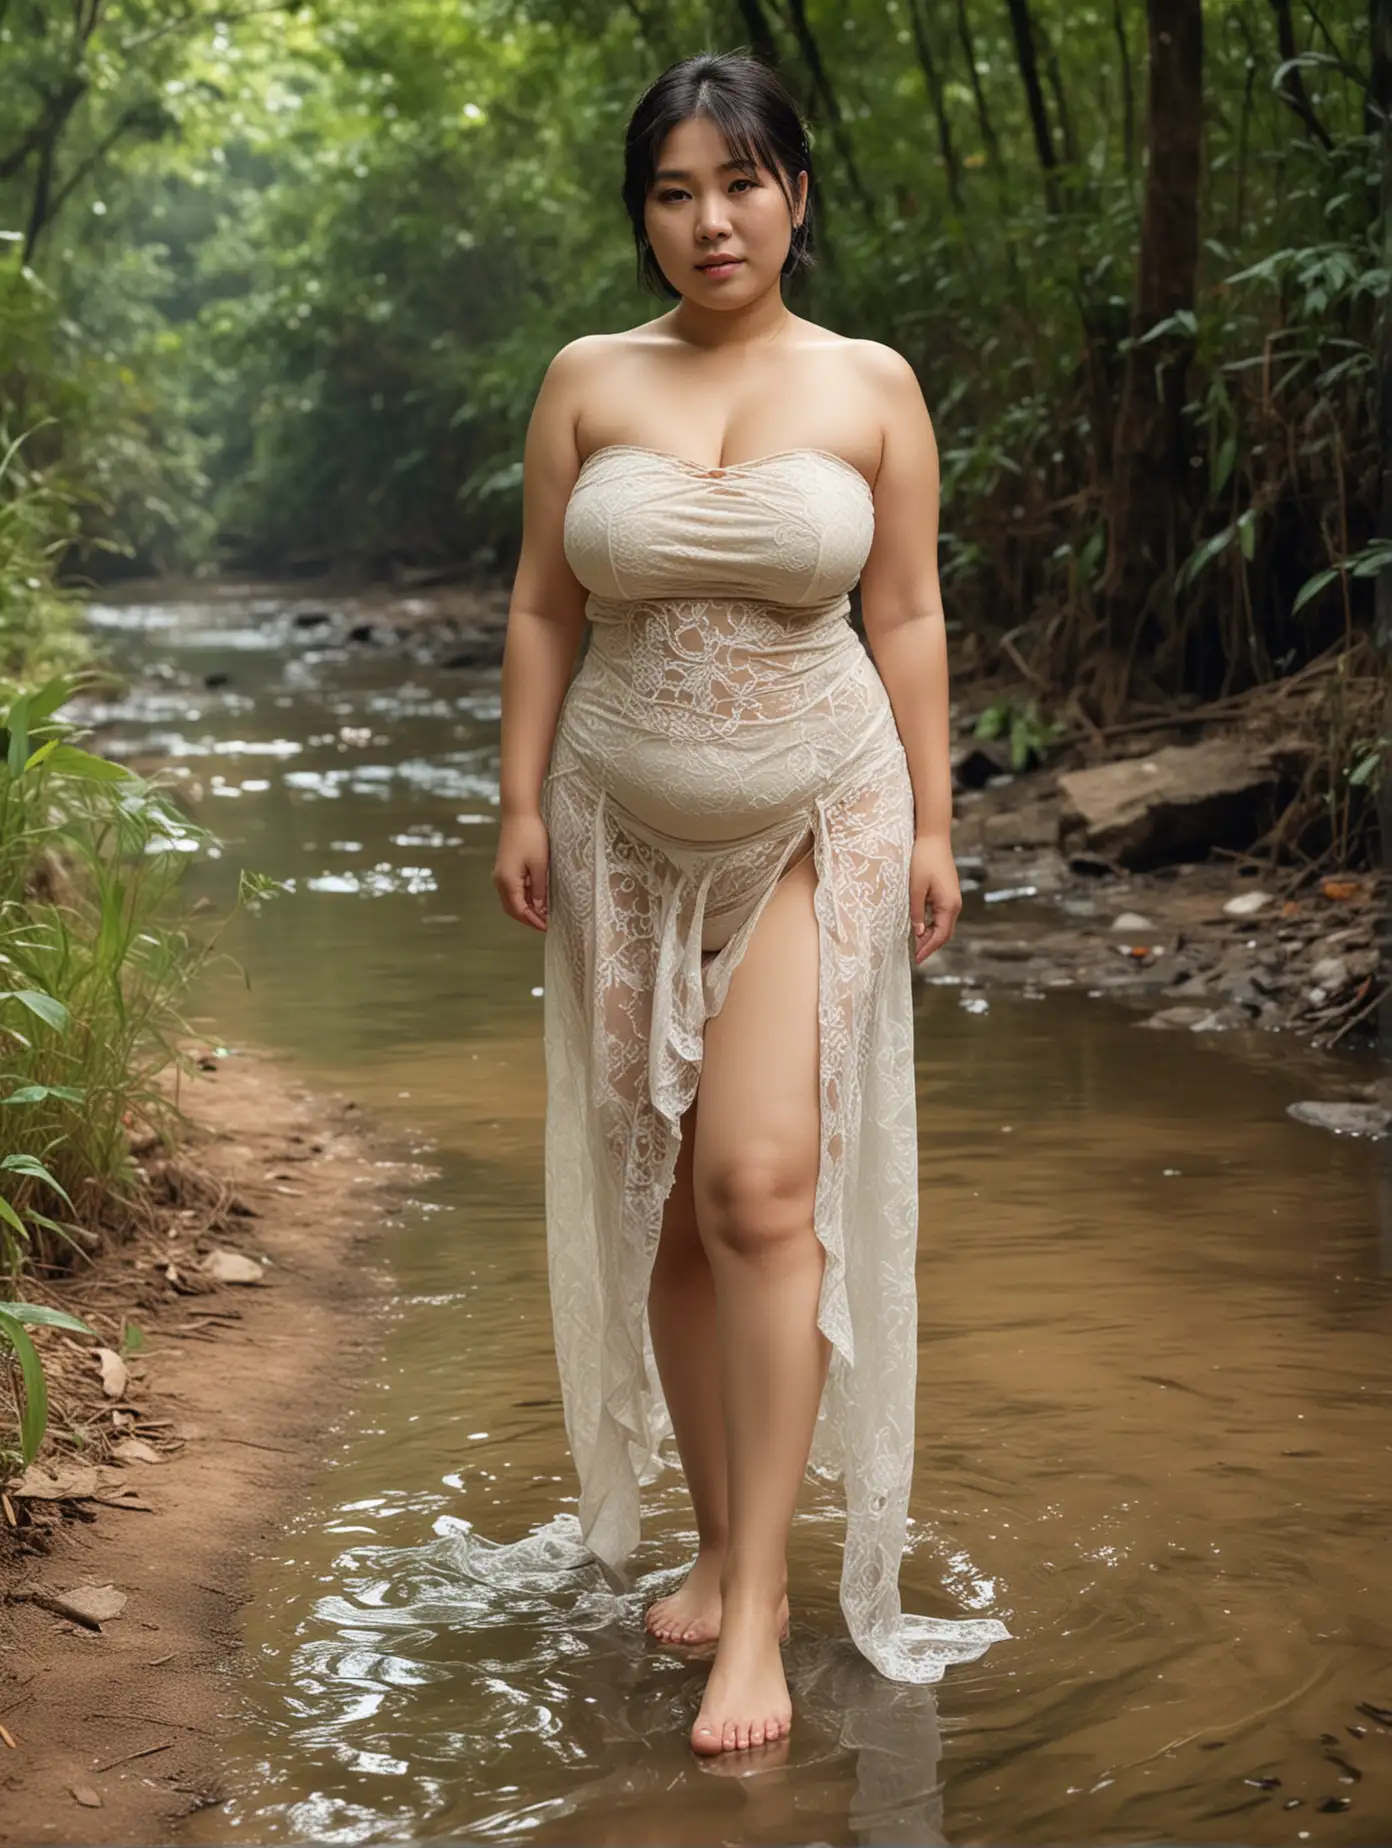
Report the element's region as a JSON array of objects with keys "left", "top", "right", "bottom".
[
  {"left": 93, "top": 1739, "right": 175, "bottom": 1774},
  {"left": 1326, "top": 980, "right": 1386, "bottom": 1048}
]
